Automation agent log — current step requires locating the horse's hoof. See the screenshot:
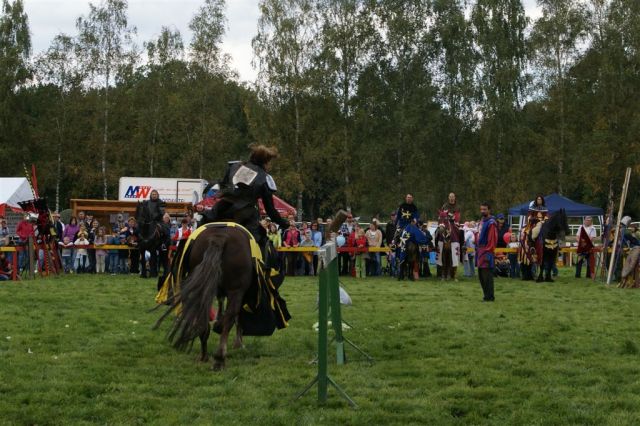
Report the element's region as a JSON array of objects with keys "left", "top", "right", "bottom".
[
  {"left": 233, "top": 342, "right": 245, "bottom": 350},
  {"left": 545, "top": 278, "right": 554, "bottom": 283},
  {"left": 212, "top": 362, "right": 225, "bottom": 371},
  {"left": 197, "top": 354, "right": 209, "bottom": 363}
]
